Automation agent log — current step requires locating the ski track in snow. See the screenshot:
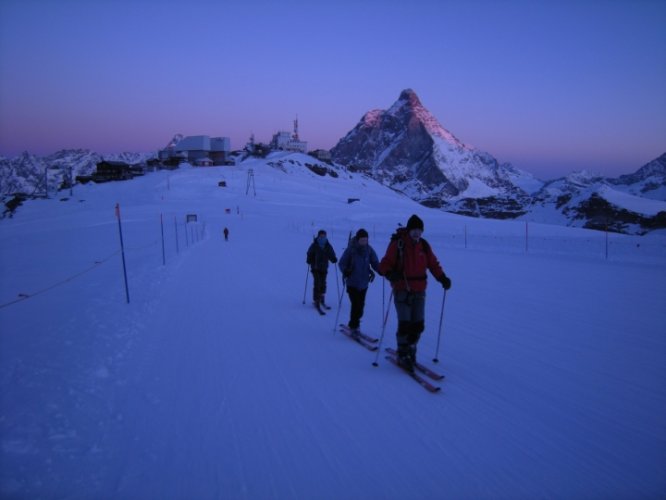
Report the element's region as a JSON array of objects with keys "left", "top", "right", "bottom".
[{"left": 1, "top": 157, "right": 665, "bottom": 498}]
